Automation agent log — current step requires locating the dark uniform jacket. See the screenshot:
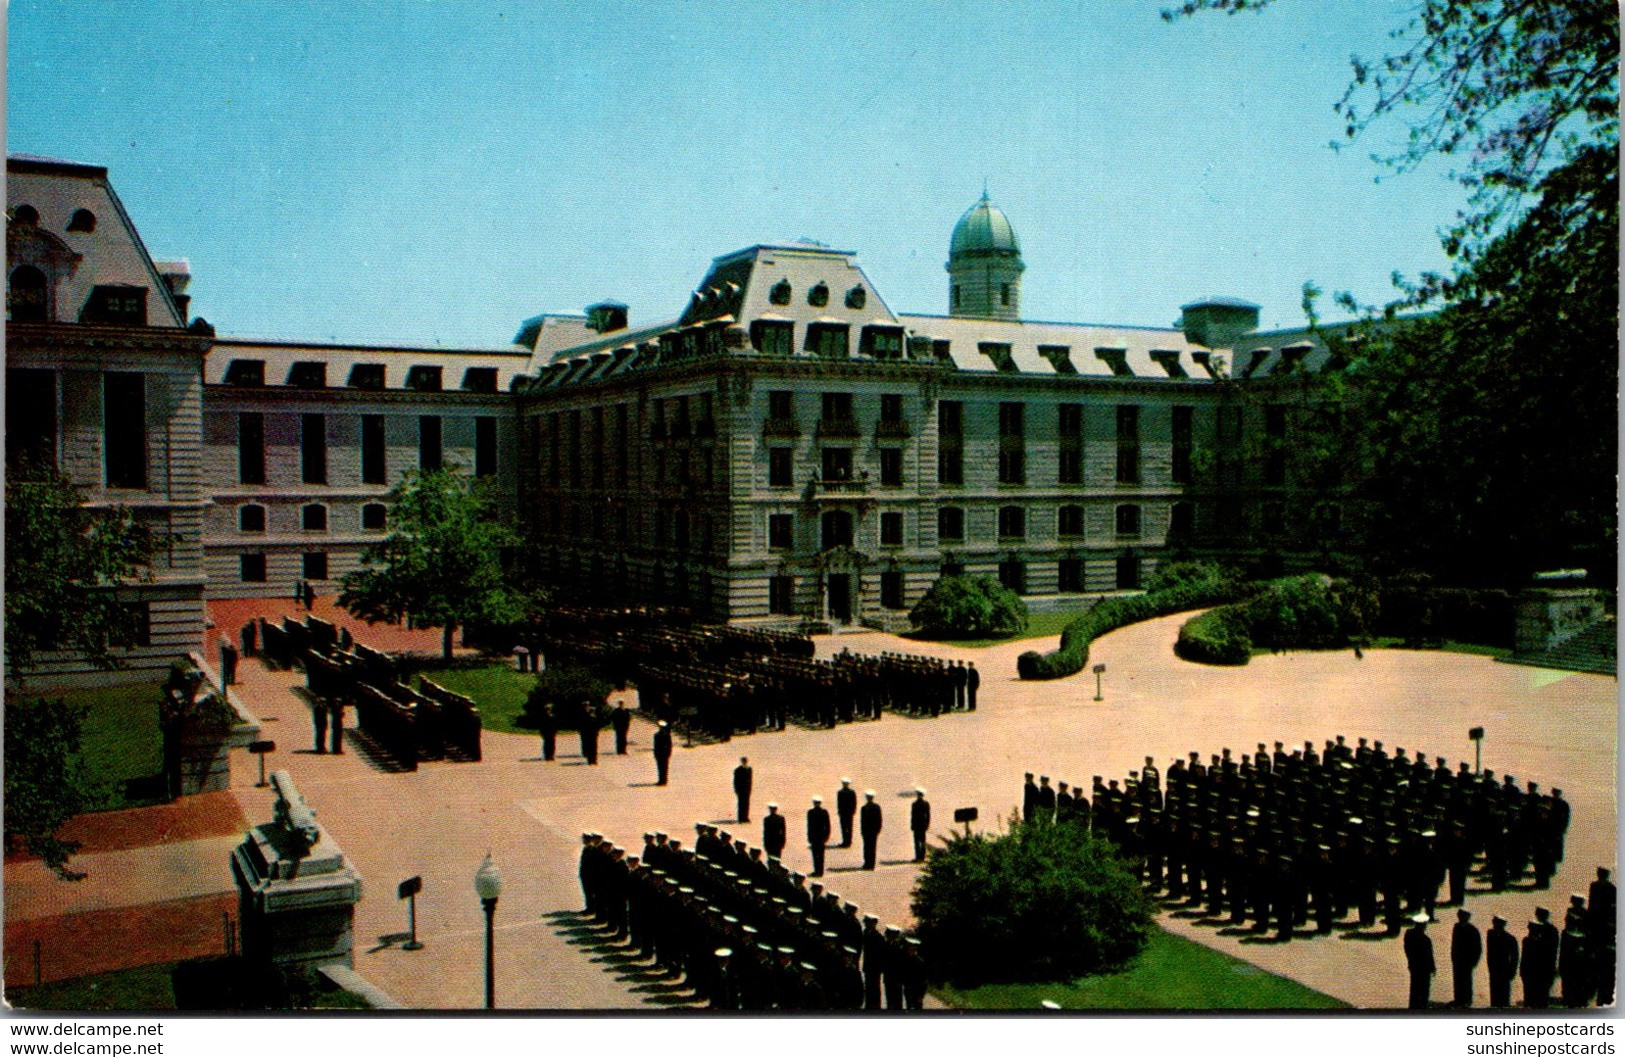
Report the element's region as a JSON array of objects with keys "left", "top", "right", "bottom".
[
  {"left": 807, "top": 806, "right": 832, "bottom": 845},
  {"left": 911, "top": 798, "right": 931, "bottom": 834},
  {"left": 861, "top": 801, "right": 883, "bottom": 837}
]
